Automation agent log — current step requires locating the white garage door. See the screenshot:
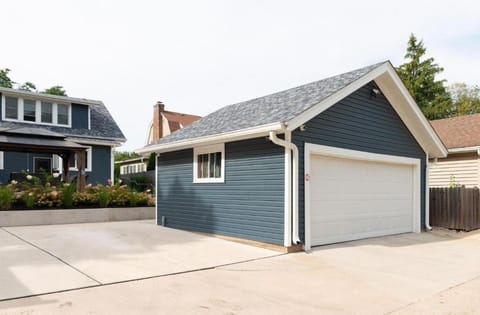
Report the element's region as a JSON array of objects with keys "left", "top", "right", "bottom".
[{"left": 310, "top": 154, "right": 415, "bottom": 246}]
